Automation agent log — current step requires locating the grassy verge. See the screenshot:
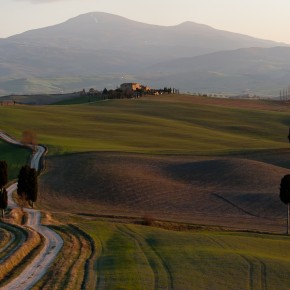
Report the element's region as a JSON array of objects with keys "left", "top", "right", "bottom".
[
  {"left": 0, "top": 223, "right": 27, "bottom": 263},
  {"left": 0, "top": 227, "right": 11, "bottom": 251},
  {"left": 0, "top": 227, "right": 42, "bottom": 285},
  {"left": 33, "top": 224, "right": 93, "bottom": 290}
]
